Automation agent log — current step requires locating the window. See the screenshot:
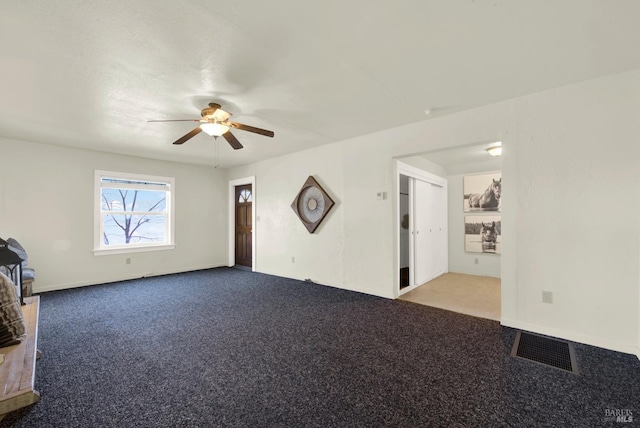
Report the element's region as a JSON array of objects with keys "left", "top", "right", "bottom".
[
  {"left": 238, "top": 188, "right": 252, "bottom": 203},
  {"left": 94, "top": 171, "right": 175, "bottom": 254}
]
